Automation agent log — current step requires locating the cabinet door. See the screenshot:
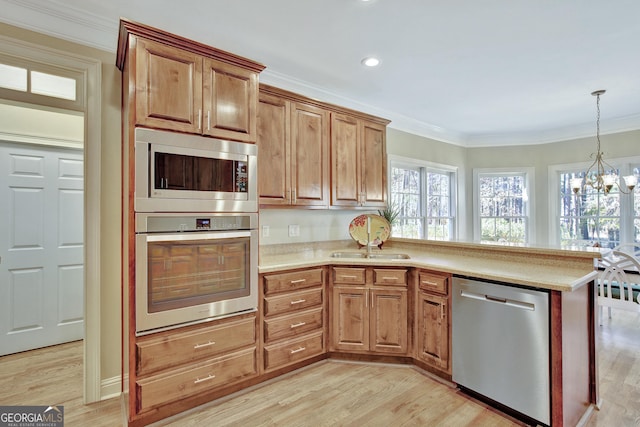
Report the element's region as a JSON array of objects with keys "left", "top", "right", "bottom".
[
  {"left": 331, "top": 113, "right": 361, "bottom": 207},
  {"left": 290, "top": 102, "right": 330, "bottom": 207},
  {"left": 330, "top": 286, "right": 368, "bottom": 352},
  {"left": 135, "top": 37, "right": 202, "bottom": 133},
  {"left": 360, "top": 120, "right": 387, "bottom": 207},
  {"left": 416, "top": 292, "right": 450, "bottom": 372},
  {"left": 202, "top": 58, "right": 258, "bottom": 142},
  {"left": 370, "top": 288, "right": 407, "bottom": 354},
  {"left": 257, "top": 93, "right": 290, "bottom": 205}
]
